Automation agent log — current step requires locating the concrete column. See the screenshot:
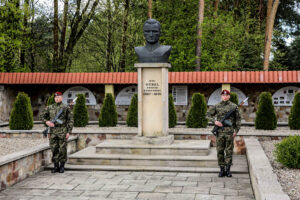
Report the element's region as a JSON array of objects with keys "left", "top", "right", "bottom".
[
  {"left": 134, "top": 63, "right": 174, "bottom": 145},
  {"left": 222, "top": 83, "right": 230, "bottom": 91},
  {"left": 105, "top": 85, "right": 114, "bottom": 97}
]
